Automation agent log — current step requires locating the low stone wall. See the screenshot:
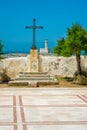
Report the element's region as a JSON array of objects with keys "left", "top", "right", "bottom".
[
  {"left": 0, "top": 55, "right": 87, "bottom": 80},
  {"left": 0, "top": 57, "right": 28, "bottom": 80}
]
